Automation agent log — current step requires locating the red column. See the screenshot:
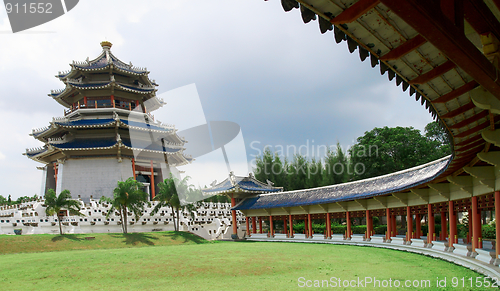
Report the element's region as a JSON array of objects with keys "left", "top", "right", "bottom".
[
  {"left": 308, "top": 214, "right": 313, "bottom": 238},
  {"left": 327, "top": 213, "right": 332, "bottom": 239},
  {"left": 269, "top": 215, "right": 274, "bottom": 237},
  {"left": 415, "top": 214, "right": 421, "bottom": 238},
  {"left": 386, "top": 208, "right": 391, "bottom": 241},
  {"left": 84, "top": 96, "right": 87, "bottom": 107},
  {"left": 495, "top": 191, "right": 500, "bottom": 259},
  {"left": 231, "top": 195, "right": 237, "bottom": 236},
  {"left": 346, "top": 211, "right": 351, "bottom": 239},
  {"left": 289, "top": 215, "right": 293, "bottom": 238},
  {"left": 111, "top": 95, "right": 115, "bottom": 108},
  {"left": 366, "top": 210, "right": 372, "bottom": 239},
  {"left": 449, "top": 201, "right": 457, "bottom": 248},
  {"left": 53, "top": 162, "right": 58, "bottom": 191},
  {"left": 440, "top": 211, "right": 447, "bottom": 241},
  {"left": 392, "top": 214, "right": 397, "bottom": 237},
  {"left": 283, "top": 216, "right": 287, "bottom": 236},
  {"left": 407, "top": 206, "right": 413, "bottom": 243},
  {"left": 150, "top": 160, "right": 155, "bottom": 199},
  {"left": 472, "top": 196, "right": 482, "bottom": 251},
  {"left": 131, "top": 158, "right": 136, "bottom": 179},
  {"left": 428, "top": 204, "right": 435, "bottom": 244},
  {"left": 246, "top": 217, "right": 250, "bottom": 237},
  {"left": 252, "top": 217, "right": 256, "bottom": 234},
  {"left": 259, "top": 217, "right": 263, "bottom": 234}
]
